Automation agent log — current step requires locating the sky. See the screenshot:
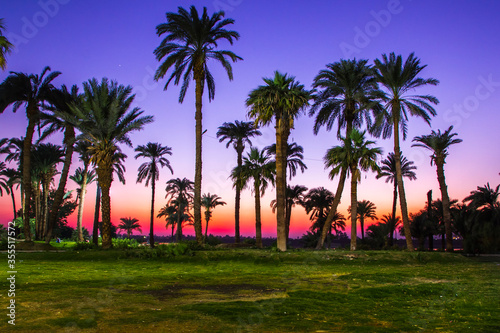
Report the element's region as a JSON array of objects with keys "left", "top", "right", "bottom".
[{"left": 1, "top": 0, "right": 500, "bottom": 239}]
